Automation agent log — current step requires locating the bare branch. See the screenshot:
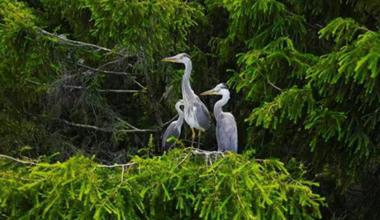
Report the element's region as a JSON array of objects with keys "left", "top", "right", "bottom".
[
  {"left": 97, "top": 89, "right": 141, "bottom": 93},
  {"left": 63, "top": 85, "right": 141, "bottom": 93},
  {"left": 192, "top": 148, "right": 226, "bottom": 157},
  {"left": 62, "top": 119, "right": 112, "bottom": 132},
  {"left": 0, "top": 154, "right": 37, "bottom": 165},
  {"left": 133, "top": 79, "right": 147, "bottom": 90},
  {"left": 258, "top": 72, "right": 283, "bottom": 92},
  {"left": 115, "top": 118, "right": 140, "bottom": 130},
  {"left": 77, "top": 63, "right": 138, "bottom": 76},
  {"left": 37, "top": 28, "right": 127, "bottom": 56},
  {"left": 162, "top": 115, "right": 179, "bottom": 127},
  {"left": 25, "top": 79, "right": 42, "bottom": 85},
  {"left": 98, "top": 162, "right": 136, "bottom": 168},
  {"left": 186, "top": 148, "right": 266, "bottom": 162},
  {"left": 0, "top": 153, "right": 135, "bottom": 168},
  {"left": 62, "top": 119, "right": 157, "bottom": 133}
]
